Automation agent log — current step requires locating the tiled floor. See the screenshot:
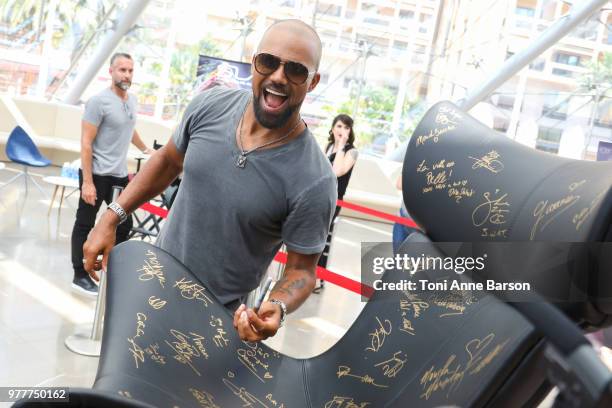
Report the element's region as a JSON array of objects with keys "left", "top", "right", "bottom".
[{"left": 0, "top": 161, "right": 390, "bottom": 393}]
